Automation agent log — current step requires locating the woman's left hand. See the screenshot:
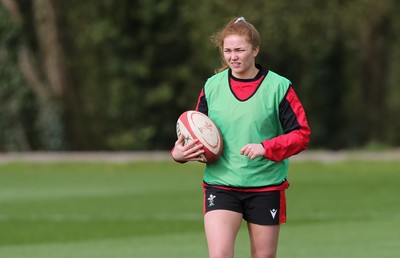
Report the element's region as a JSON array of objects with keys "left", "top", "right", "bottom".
[{"left": 240, "top": 144, "right": 264, "bottom": 159}]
